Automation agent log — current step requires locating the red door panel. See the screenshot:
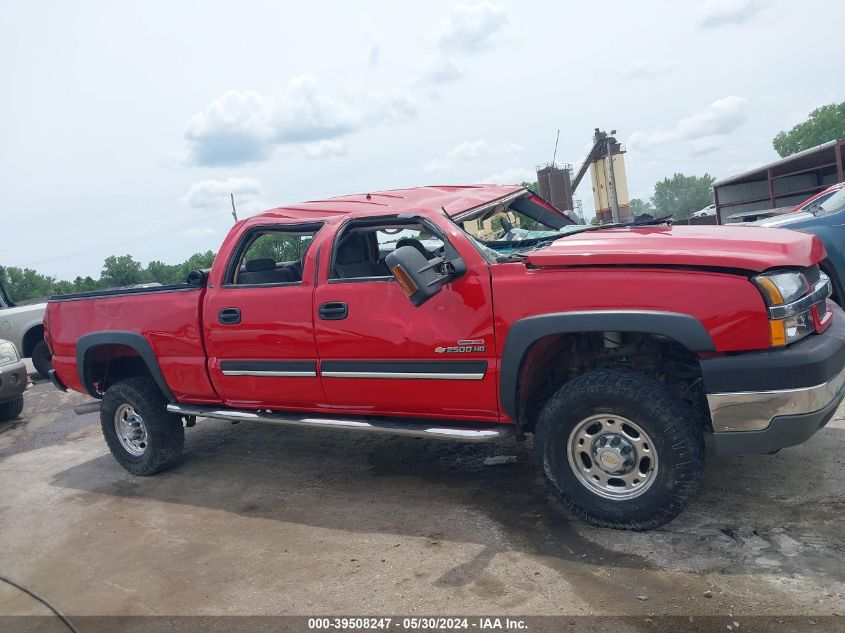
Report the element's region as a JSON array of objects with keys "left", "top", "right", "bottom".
[
  {"left": 314, "top": 258, "right": 498, "bottom": 421},
  {"left": 203, "top": 281, "right": 325, "bottom": 409}
]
